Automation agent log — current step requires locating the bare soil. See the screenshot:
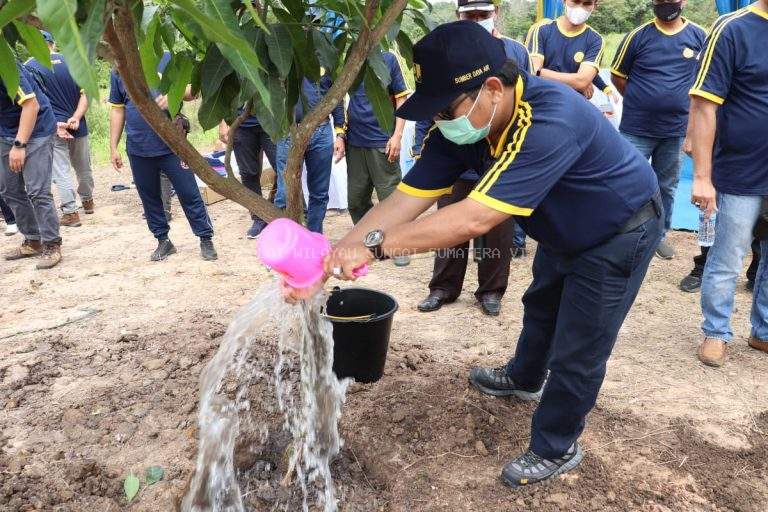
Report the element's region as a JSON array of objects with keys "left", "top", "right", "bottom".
[{"left": 1, "top": 163, "right": 766, "bottom": 511}]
